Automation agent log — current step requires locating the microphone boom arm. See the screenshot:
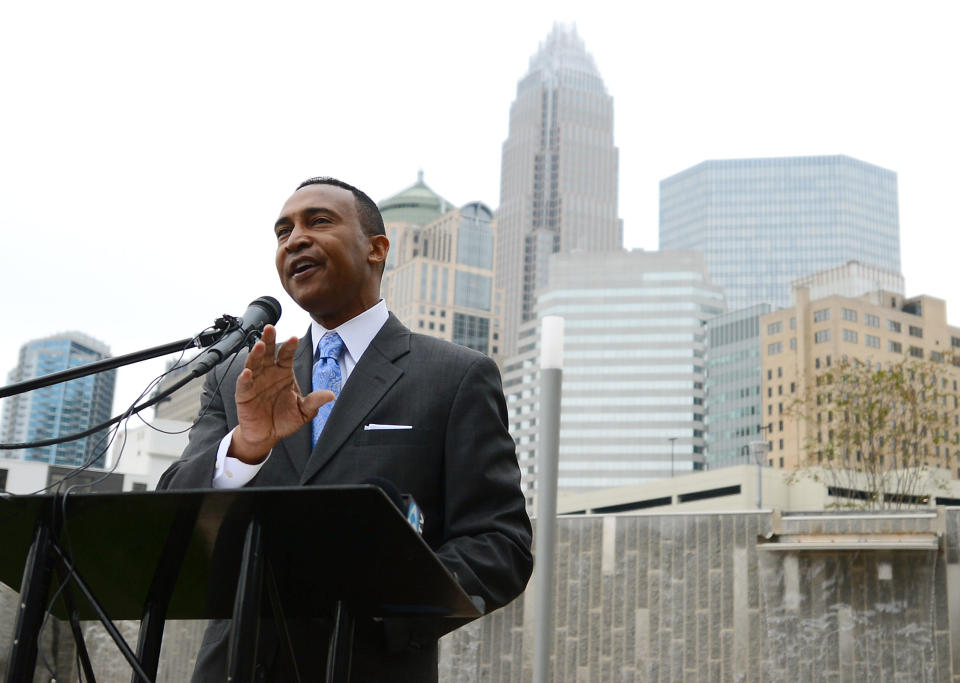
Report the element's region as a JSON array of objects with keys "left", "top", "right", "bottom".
[{"left": 0, "top": 320, "right": 232, "bottom": 400}]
